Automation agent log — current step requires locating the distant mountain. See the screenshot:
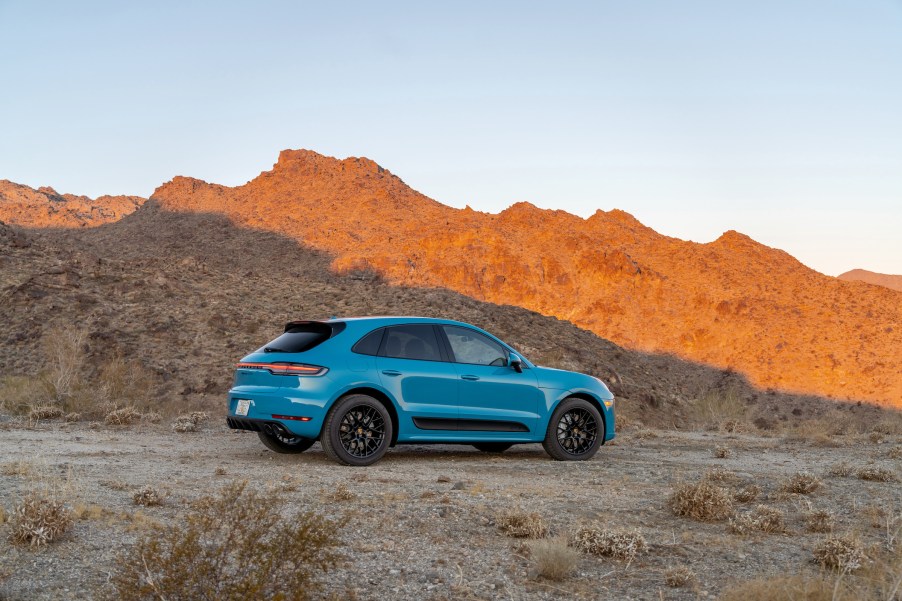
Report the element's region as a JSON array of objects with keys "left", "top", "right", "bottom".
[
  {"left": 0, "top": 180, "right": 144, "bottom": 228},
  {"left": 838, "top": 269, "right": 902, "bottom": 293},
  {"left": 2, "top": 150, "right": 900, "bottom": 406}
]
